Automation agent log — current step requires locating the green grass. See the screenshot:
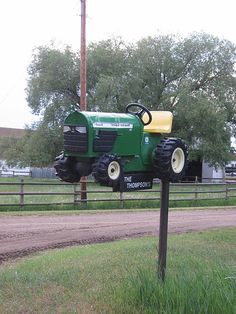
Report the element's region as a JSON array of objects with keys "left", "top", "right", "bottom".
[
  {"left": 0, "top": 228, "right": 235, "bottom": 313},
  {"left": 1, "top": 202, "right": 236, "bottom": 218},
  {"left": 0, "top": 205, "right": 234, "bottom": 217}
]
